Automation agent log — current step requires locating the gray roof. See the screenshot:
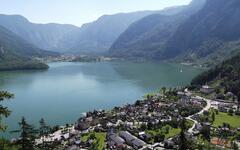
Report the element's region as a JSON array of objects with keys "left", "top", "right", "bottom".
[
  {"left": 119, "top": 131, "right": 135, "bottom": 141},
  {"left": 132, "top": 138, "right": 146, "bottom": 147},
  {"left": 109, "top": 134, "right": 125, "bottom": 145}
]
